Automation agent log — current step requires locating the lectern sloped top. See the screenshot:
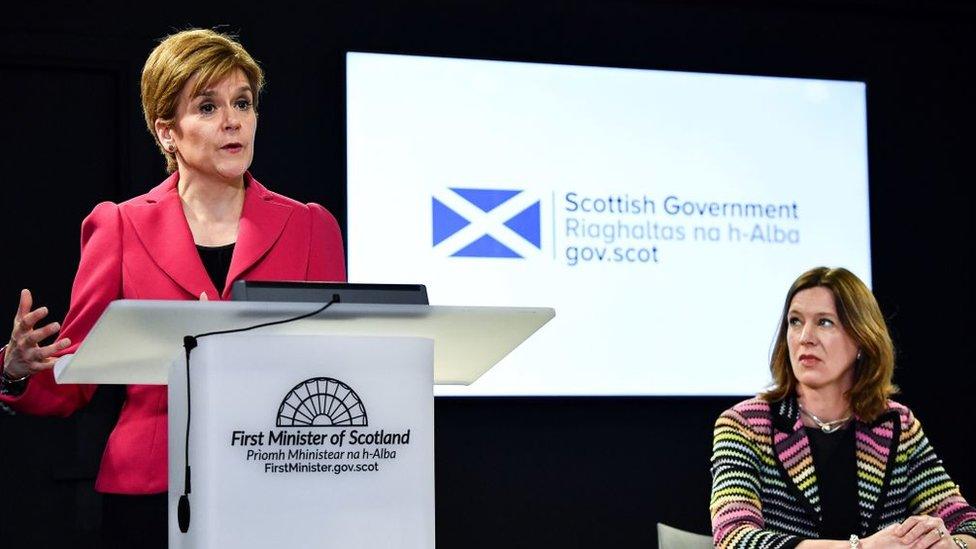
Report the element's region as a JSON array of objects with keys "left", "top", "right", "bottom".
[{"left": 53, "top": 300, "right": 555, "bottom": 386}]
